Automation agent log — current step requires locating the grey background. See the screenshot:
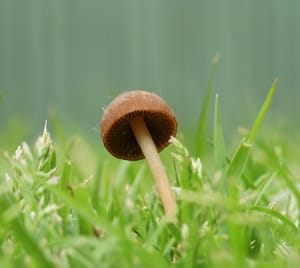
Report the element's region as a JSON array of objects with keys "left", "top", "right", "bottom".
[{"left": 0, "top": 0, "right": 299, "bottom": 143}]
